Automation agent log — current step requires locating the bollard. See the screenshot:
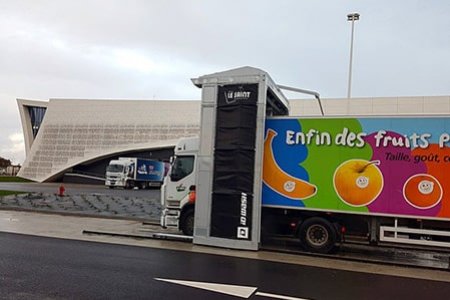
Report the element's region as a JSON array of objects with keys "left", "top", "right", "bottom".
[{"left": 58, "top": 184, "right": 65, "bottom": 197}]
